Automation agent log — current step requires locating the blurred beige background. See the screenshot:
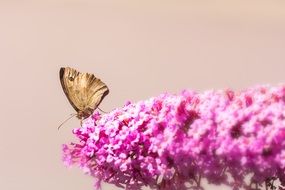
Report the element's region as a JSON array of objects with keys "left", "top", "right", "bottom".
[{"left": 1, "top": 1, "right": 285, "bottom": 190}]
